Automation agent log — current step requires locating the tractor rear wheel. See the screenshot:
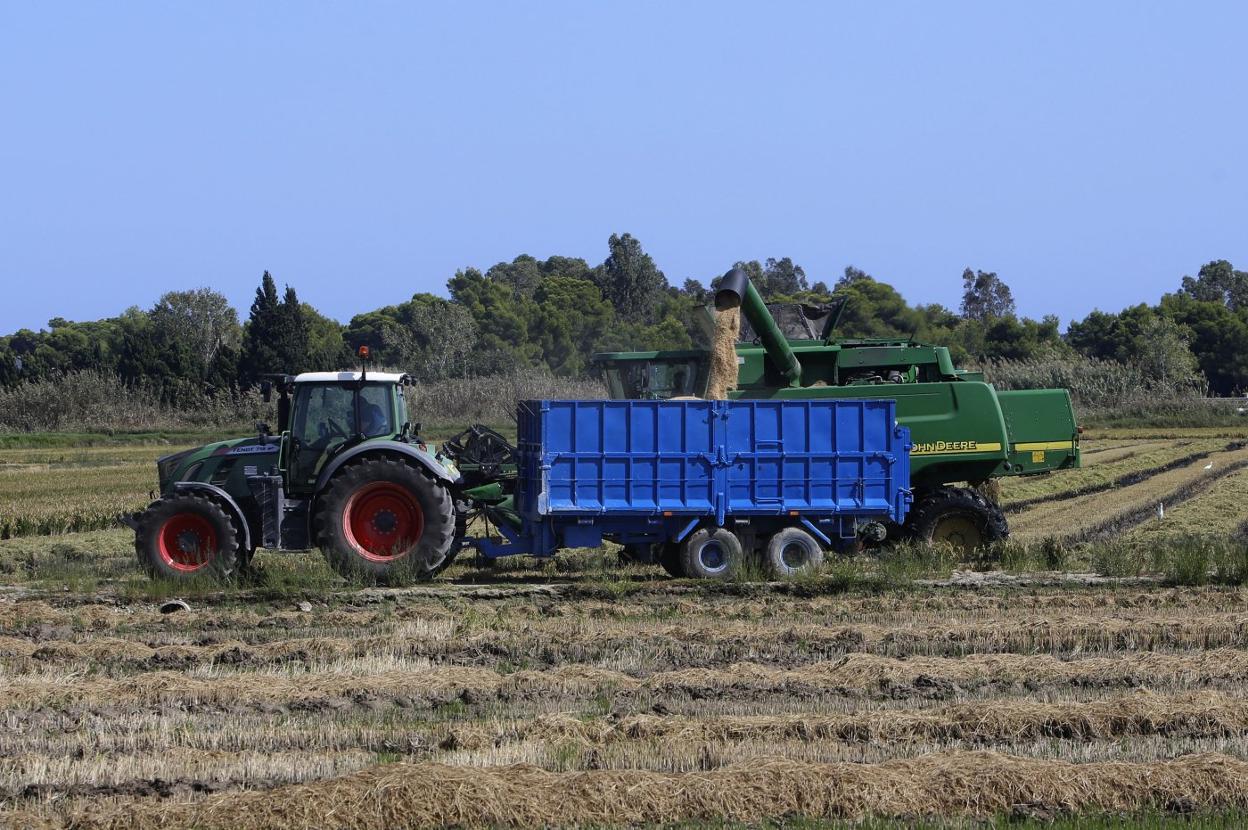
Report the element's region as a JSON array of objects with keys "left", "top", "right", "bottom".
[
  {"left": 135, "top": 494, "right": 241, "bottom": 581},
  {"left": 905, "top": 486, "right": 1008, "bottom": 553},
  {"left": 316, "top": 458, "right": 455, "bottom": 584}
]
